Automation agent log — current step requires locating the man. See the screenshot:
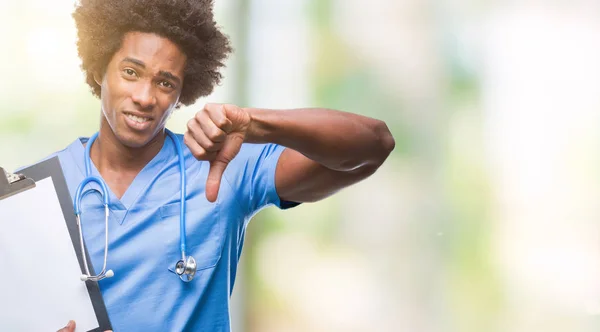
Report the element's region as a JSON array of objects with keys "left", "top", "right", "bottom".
[{"left": 52, "top": 0, "right": 395, "bottom": 330}]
